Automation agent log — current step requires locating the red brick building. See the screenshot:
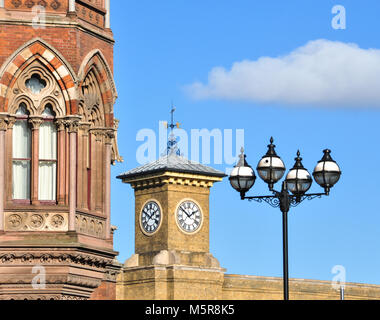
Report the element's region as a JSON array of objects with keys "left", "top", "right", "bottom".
[{"left": 0, "top": 0, "right": 122, "bottom": 300}]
